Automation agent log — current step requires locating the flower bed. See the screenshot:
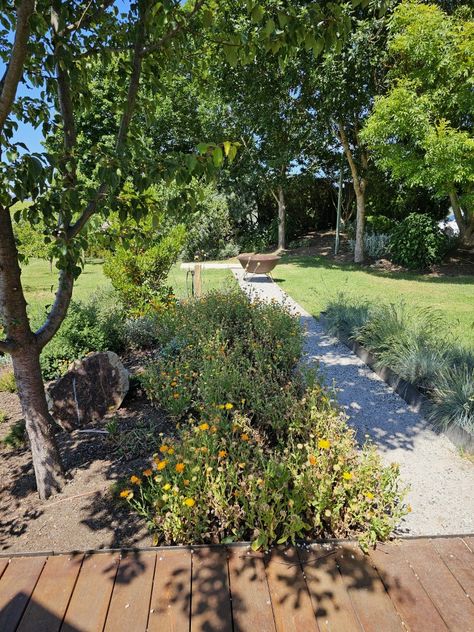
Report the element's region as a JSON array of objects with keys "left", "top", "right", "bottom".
[{"left": 120, "top": 290, "right": 407, "bottom": 550}]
